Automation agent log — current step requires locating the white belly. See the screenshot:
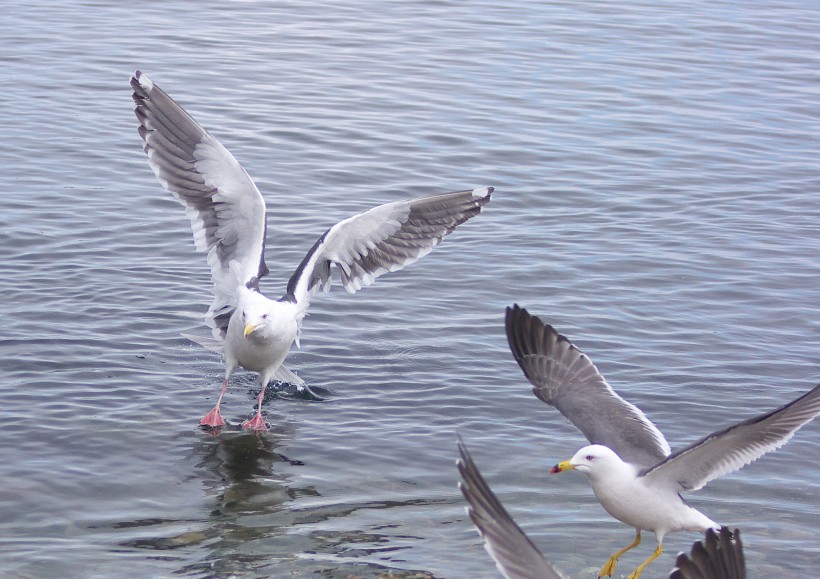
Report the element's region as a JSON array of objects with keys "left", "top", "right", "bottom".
[
  {"left": 592, "top": 477, "right": 714, "bottom": 537},
  {"left": 236, "top": 332, "right": 292, "bottom": 372}
]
